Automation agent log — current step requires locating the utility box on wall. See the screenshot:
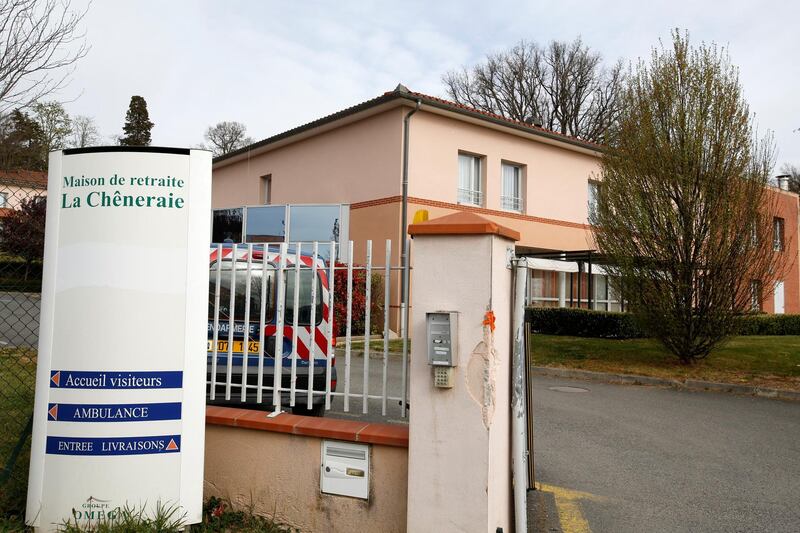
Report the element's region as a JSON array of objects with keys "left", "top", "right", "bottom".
[
  {"left": 427, "top": 312, "right": 458, "bottom": 389},
  {"left": 321, "top": 440, "right": 370, "bottom": 499},
  {"left": 426, "top": 312, "right": 458, "bottom": 366}
]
